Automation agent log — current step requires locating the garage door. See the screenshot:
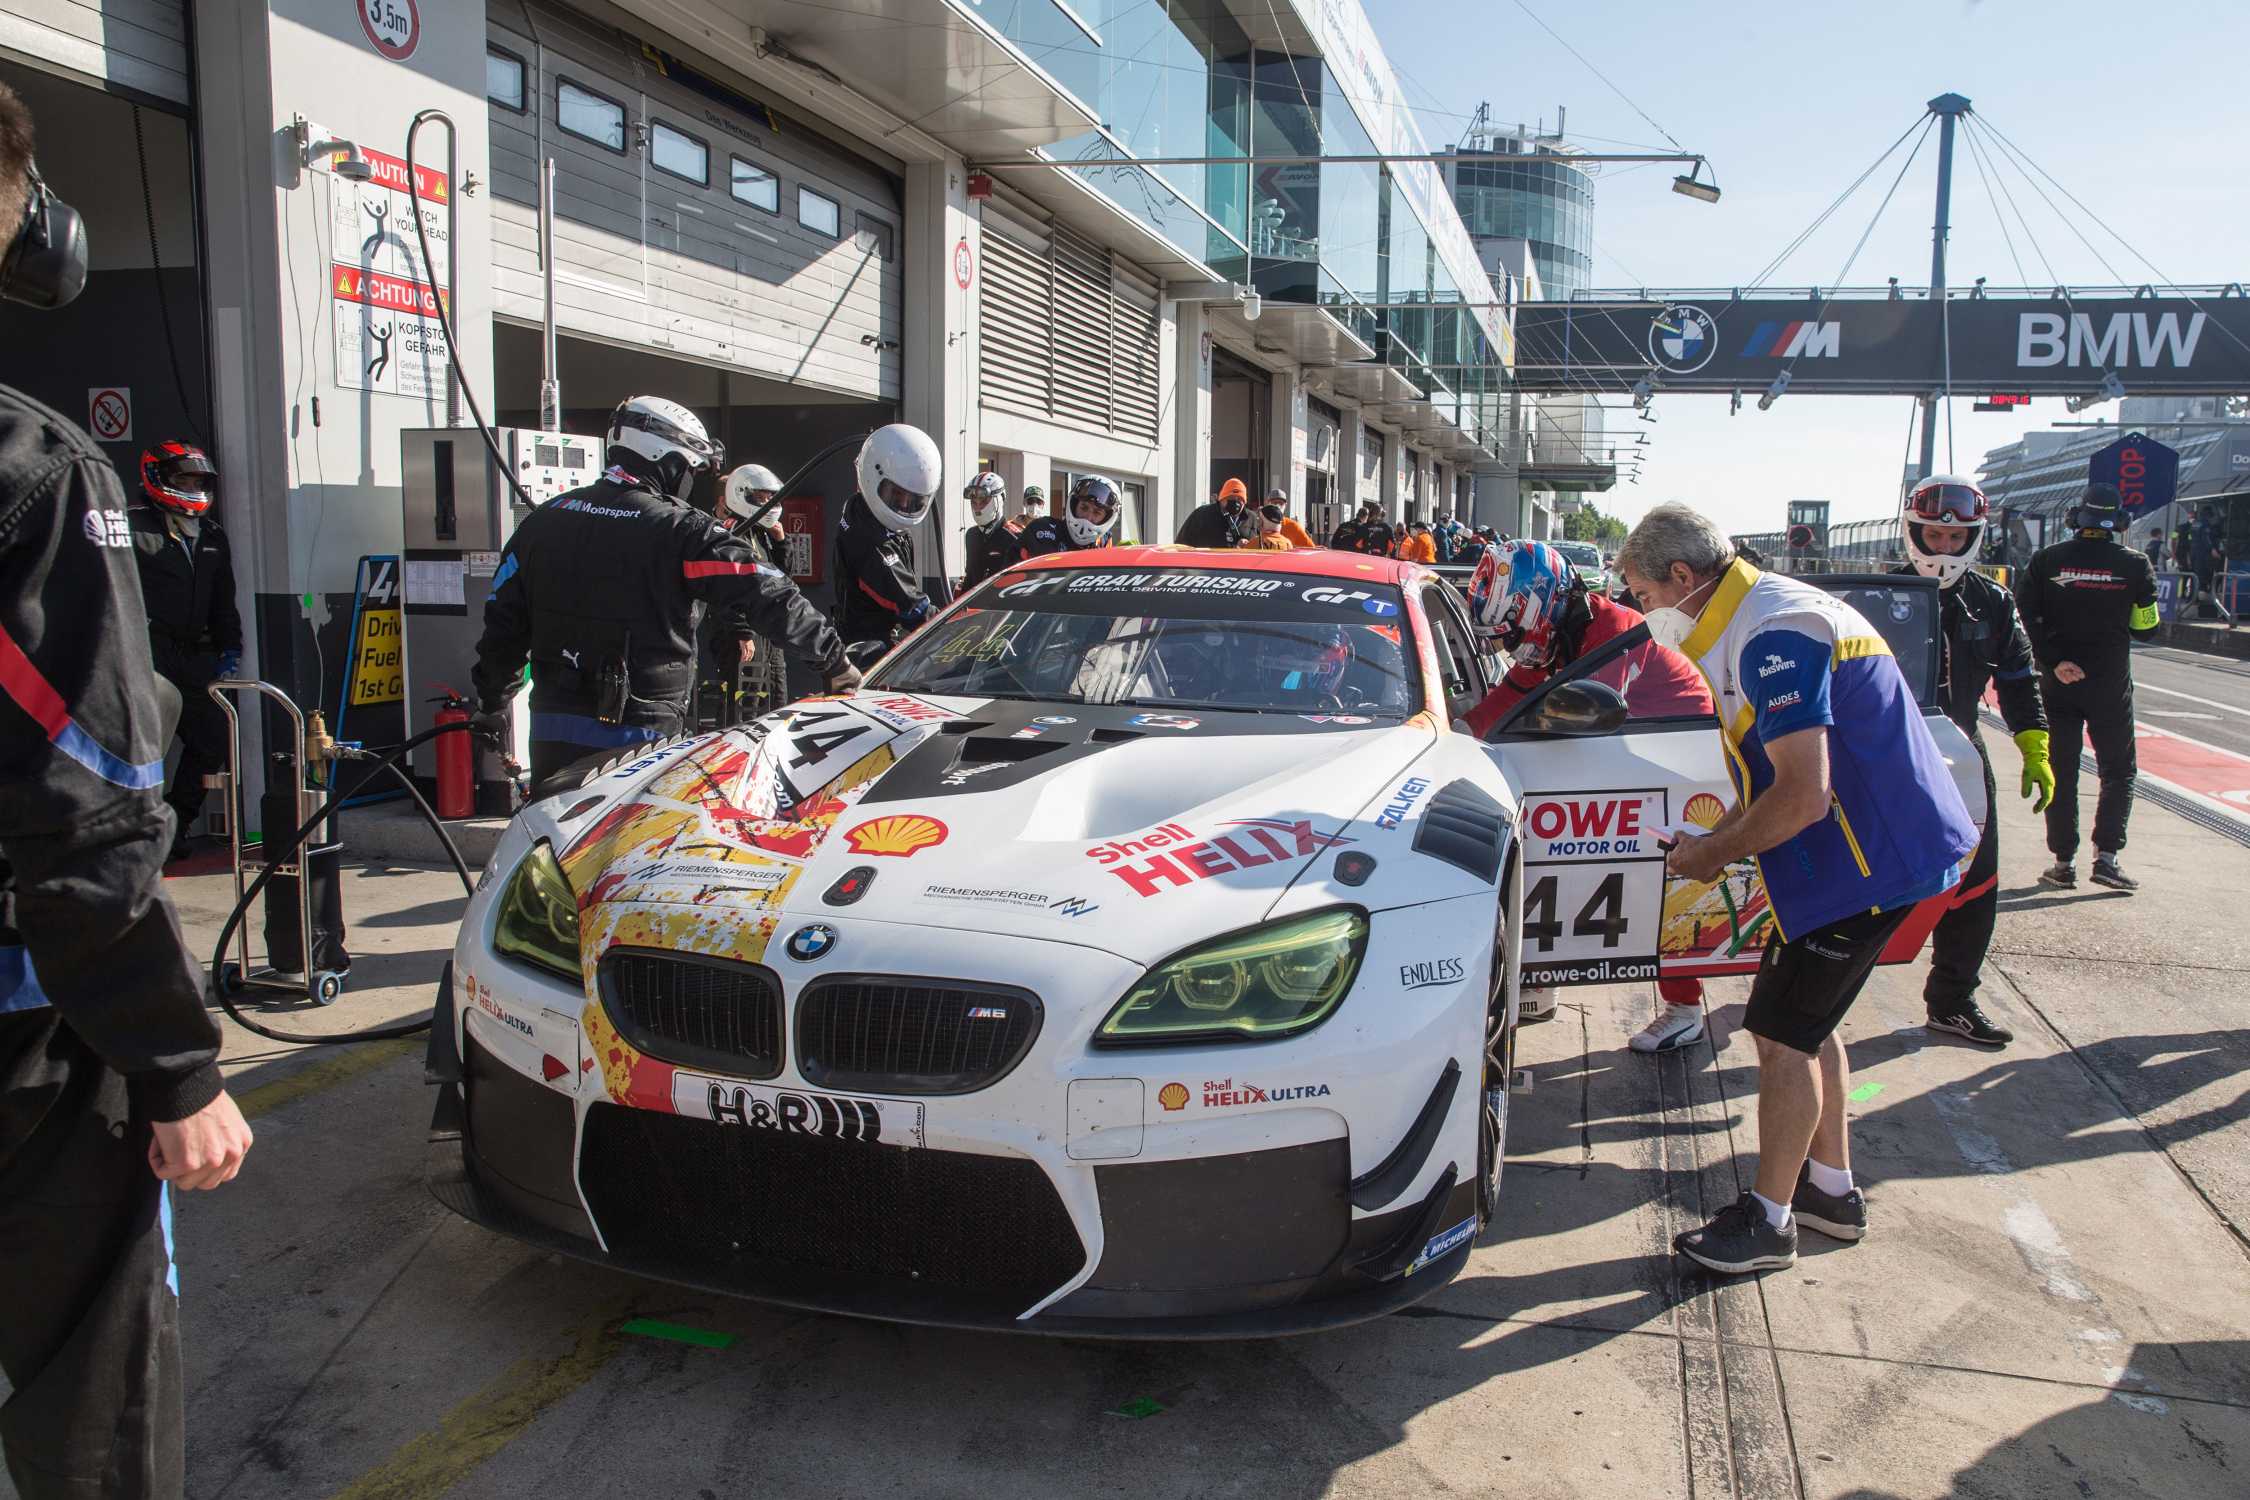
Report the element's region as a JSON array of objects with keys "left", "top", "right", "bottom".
[
  {"left": 487, "top": 0, "right": 901, "bottom": 401},
  {"left": 0, "top": 0, "right": 188, "bottom": 105}
]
